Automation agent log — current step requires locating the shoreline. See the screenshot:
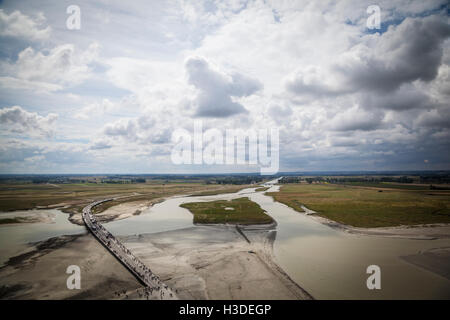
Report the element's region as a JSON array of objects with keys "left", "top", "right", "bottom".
[
  {"left": 306, "top": 208, "right": 450, "bottom": 240},
  {"left": 264, "top": 193, "right": 450, "bottom": 240}
]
